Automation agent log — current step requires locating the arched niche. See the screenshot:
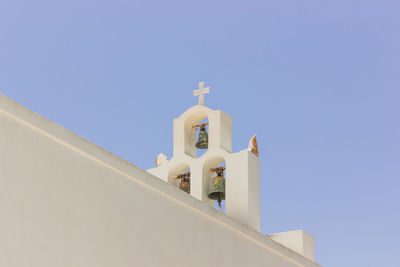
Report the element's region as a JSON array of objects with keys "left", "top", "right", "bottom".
[
  {"left": 168, "top": 162, "right": 191, "bottom": 193},
  {"left": 202, "top": 155, "right": 226, "bottom": 209},
  {"left": 183, "top": 110, "right": 209, "bottom": 158}
]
